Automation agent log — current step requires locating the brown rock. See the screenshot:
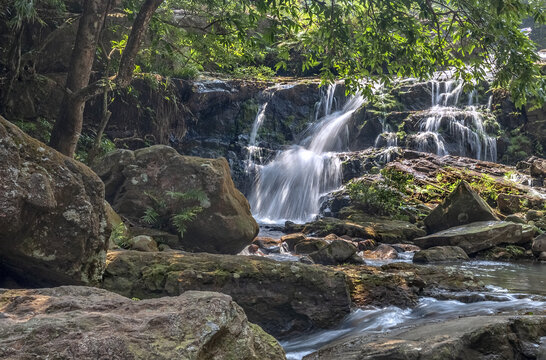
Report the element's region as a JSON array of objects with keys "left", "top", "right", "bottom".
[
  {"left": 362, "top": 244, "right": 398, "bottom": 259},
  {"left": 280, "top": 233, "right": 306, "bottom": 251},
  {"left": 0, "top": 286, "right": 285, "bottom": 360}
]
